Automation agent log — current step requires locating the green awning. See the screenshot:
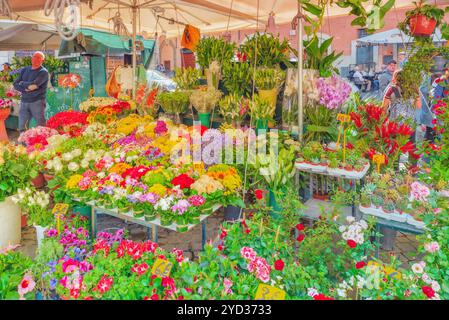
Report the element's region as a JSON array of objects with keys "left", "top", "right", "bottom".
[{"left": 58, "top": 28, "right": 155, "bottom": 56}]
